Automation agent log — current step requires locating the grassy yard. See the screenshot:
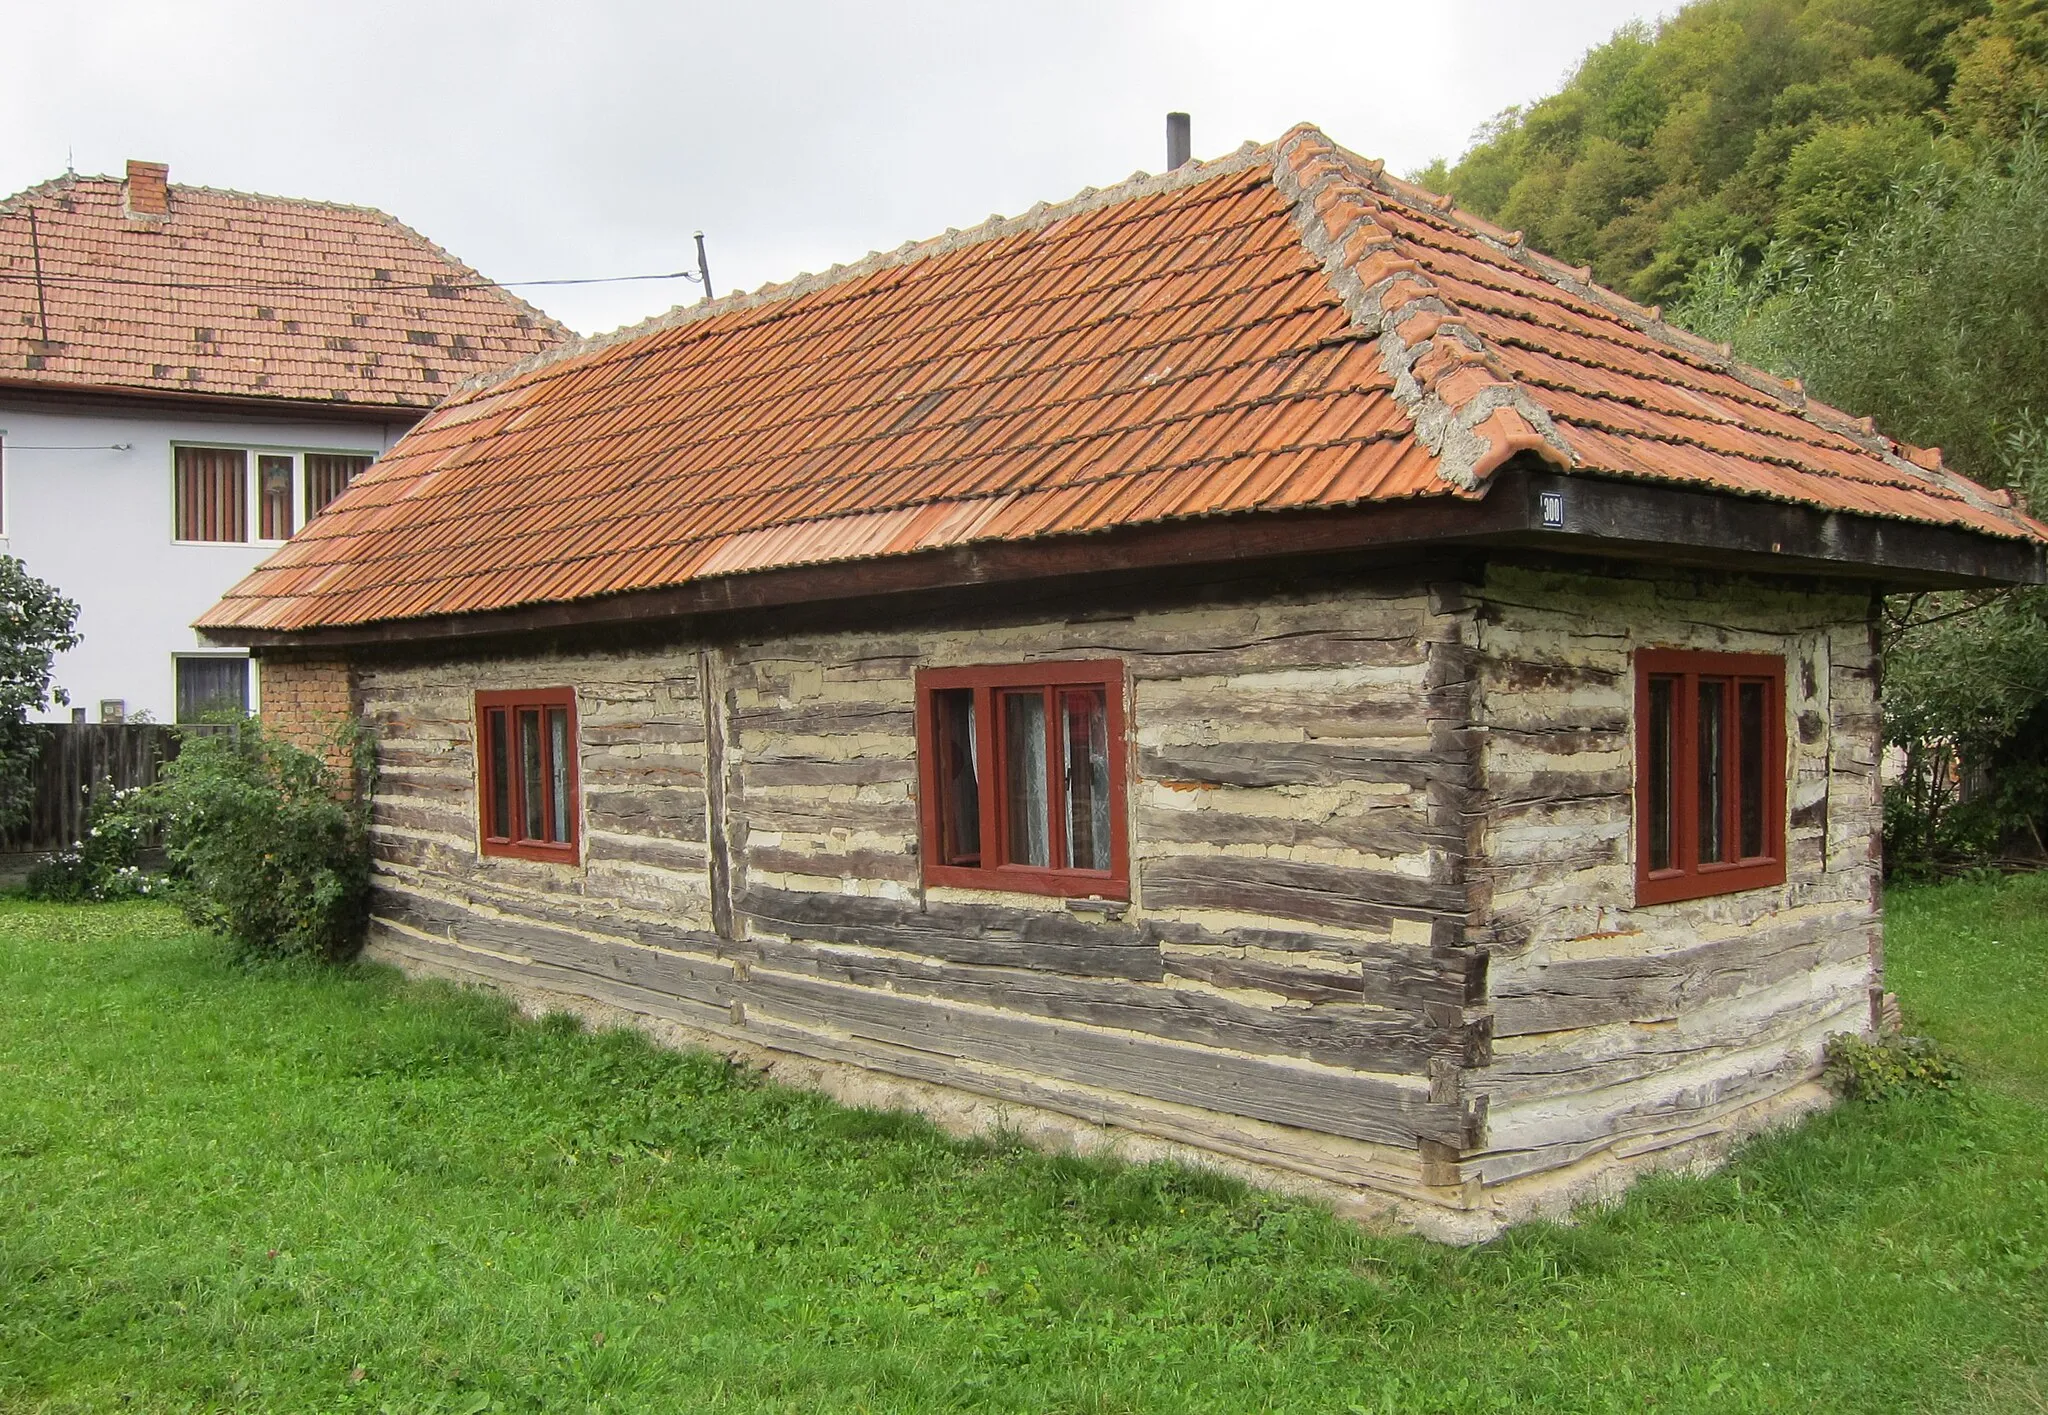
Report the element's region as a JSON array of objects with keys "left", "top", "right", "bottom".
[{"left": 2, "top": 883, "right": 2045, "bottom": 1414}]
